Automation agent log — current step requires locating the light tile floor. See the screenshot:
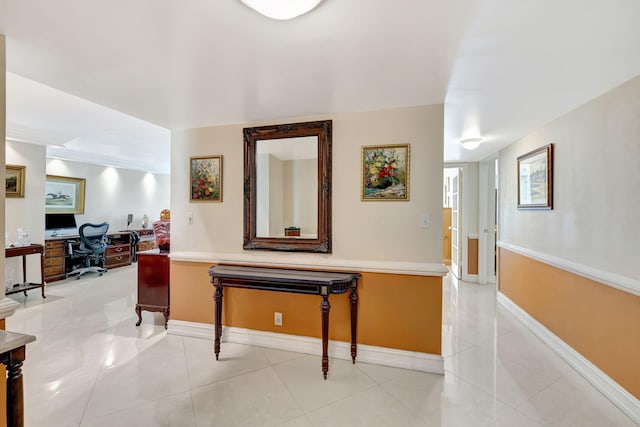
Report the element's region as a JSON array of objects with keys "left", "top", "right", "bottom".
[{"left": 6, "top": 266, "right": 636, "bottom": 426}]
